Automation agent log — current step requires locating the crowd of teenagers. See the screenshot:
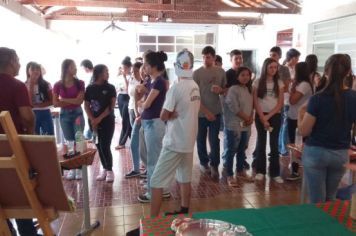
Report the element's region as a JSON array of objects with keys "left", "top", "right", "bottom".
[{"left": 1, "top": 45, "right": 356, "bottom": 236}]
